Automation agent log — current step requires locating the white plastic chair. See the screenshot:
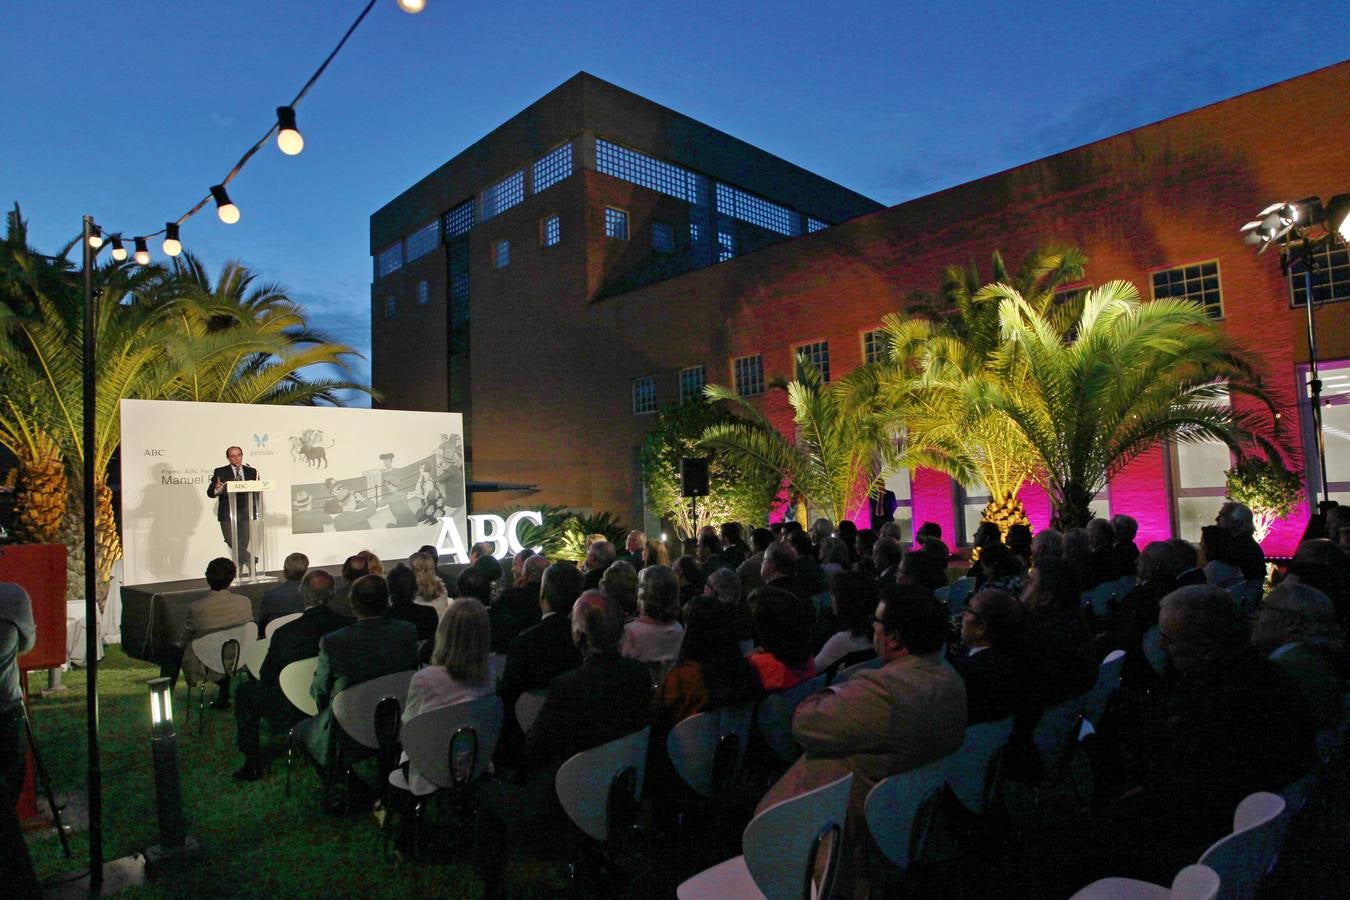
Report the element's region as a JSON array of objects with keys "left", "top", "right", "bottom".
[
  {"left": 390, "top": 695, "right": 504, "bottom": 796},
  {"left": 187, "top": 623, "right": 255, "bottom": 726},
  {"left": 1069, "top": 863, "right": 1221, "bottom": 899},
  {"left": 1142, "top": 625, "right": 1167, "bottom": 676},
  {"left": 279, "top": 657, "right": 319, "bottom": 716},
  {"left": 865, "top": 757, "right": 949, "bottom": 869},
  {"left": 1081, "top": 649, "right": 1127, "bottom": 730},
  {"left": 514, "top": 688, "right": 548, "bottom": 733},
  {"left": 1033, "top": 691, "right": 1086, "bottom": 777},
  {"left": 265, "top": 612, "right": 303, "bottom": 637},
  {"left": 1198, "top": 792, "right": 1286, "bottom": 899},
  {"left": 667, "top": 703, "right": 755, "bottom": 798},
  {"left": 244, "top": 636, "right": 270, "bottom": 680},
  {"left": 755, "top": 673, "right": 829, "bottom": 763},
  {"left": 555, "top": 727, "right": 651, "bottom": 842},
  {"left": 946, "top": 716, "right": 1014, "bottom": 815},
  {"left": 937, "top": 577, "right": 975, "bottom": 616},
  {"left": 332, "top": 671, "right": 417, "bottom": 750},
  {"left": 1083, "top": 580, "right": 1118, "bottom": 619},
  {"left": 677, "top": 772, "right": 852, "bottom": 900}
]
